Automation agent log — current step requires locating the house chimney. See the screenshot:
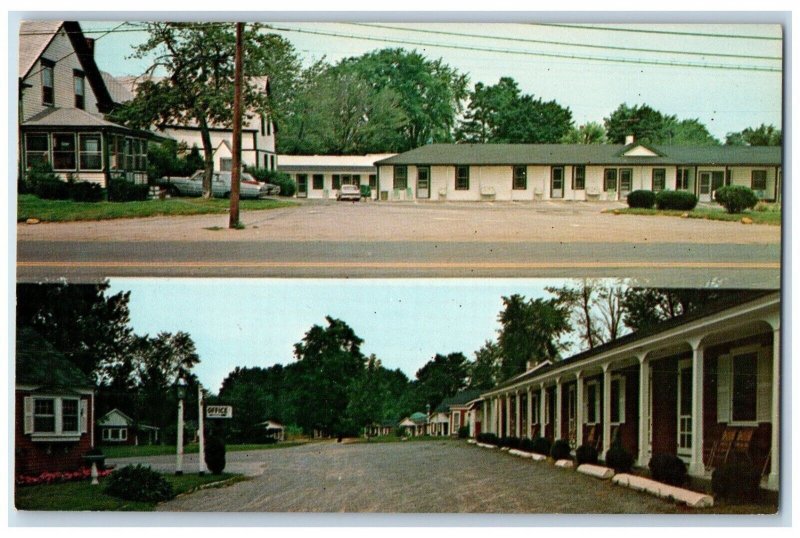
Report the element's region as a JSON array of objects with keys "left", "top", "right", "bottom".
[
  {"left": 85, "top": 38, "right": 95, "bottom": 58},
  {"left": 625, "top": 134, "right": 635, "bottom": 145}
]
